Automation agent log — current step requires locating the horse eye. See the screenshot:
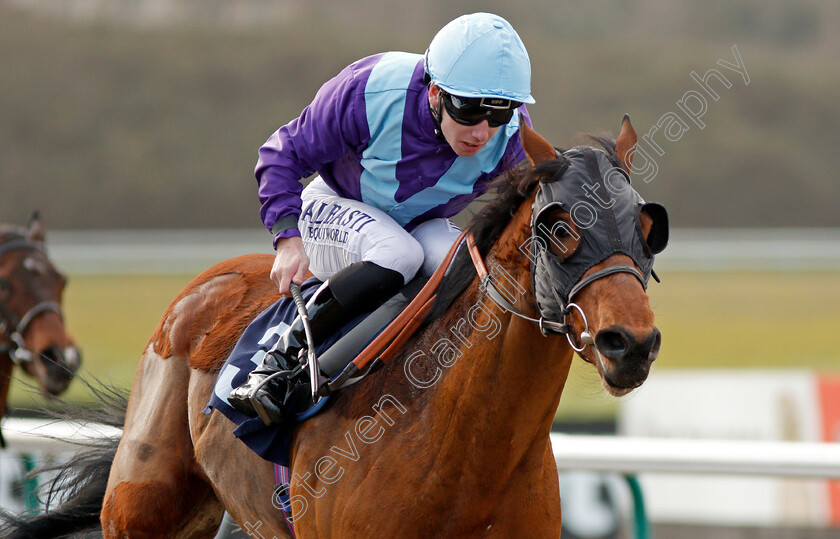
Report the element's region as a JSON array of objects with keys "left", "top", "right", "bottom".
[
  {"left": 552, "top": 226, "right": 570, "bottom": 239},
  {"left": 536, "top": 217, "right": 580, "bottom": 260}
]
